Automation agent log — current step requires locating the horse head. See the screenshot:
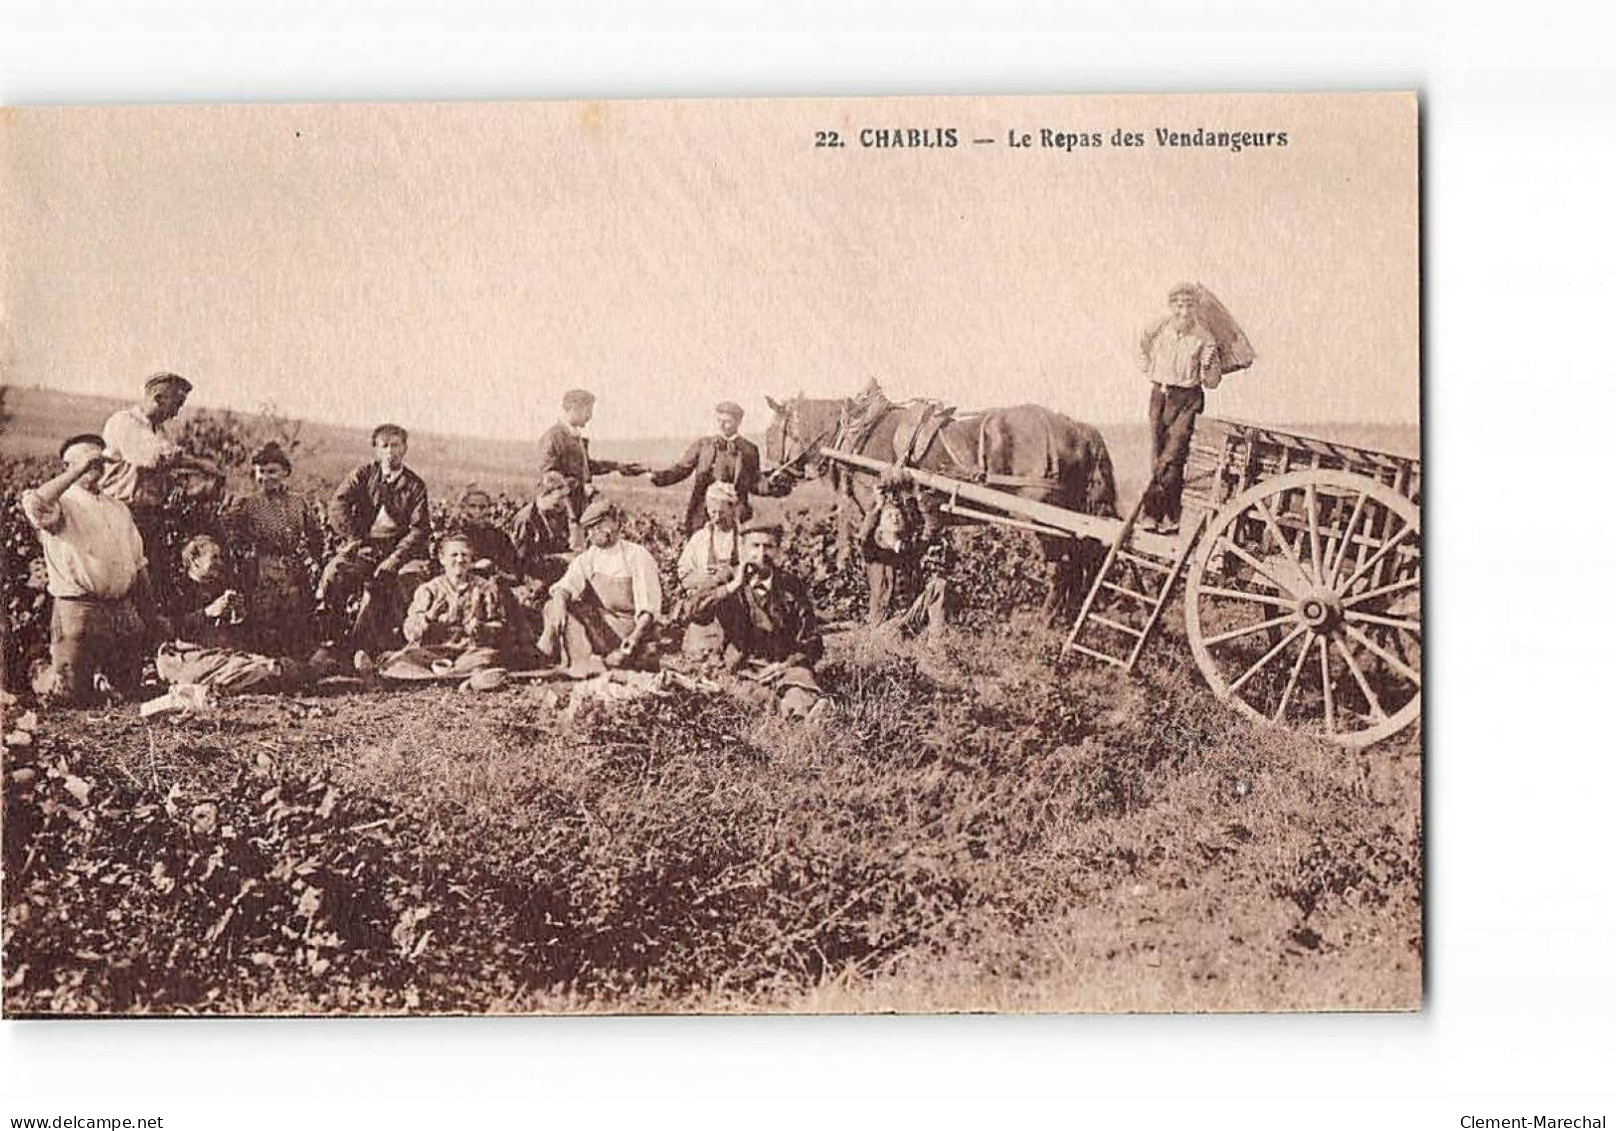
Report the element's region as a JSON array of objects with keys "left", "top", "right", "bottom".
[{"left": 764, "top": 392, "right": 847, "bottom": 478}]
